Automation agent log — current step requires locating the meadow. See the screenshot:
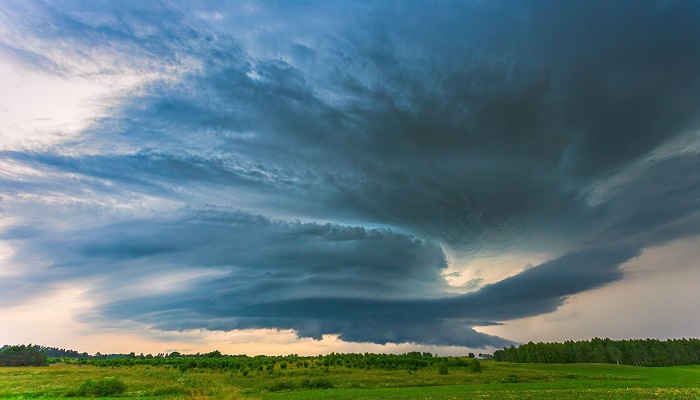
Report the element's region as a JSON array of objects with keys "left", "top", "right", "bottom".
[{"left": 1, "top": 360, "right": 699, "bottom": 399}]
